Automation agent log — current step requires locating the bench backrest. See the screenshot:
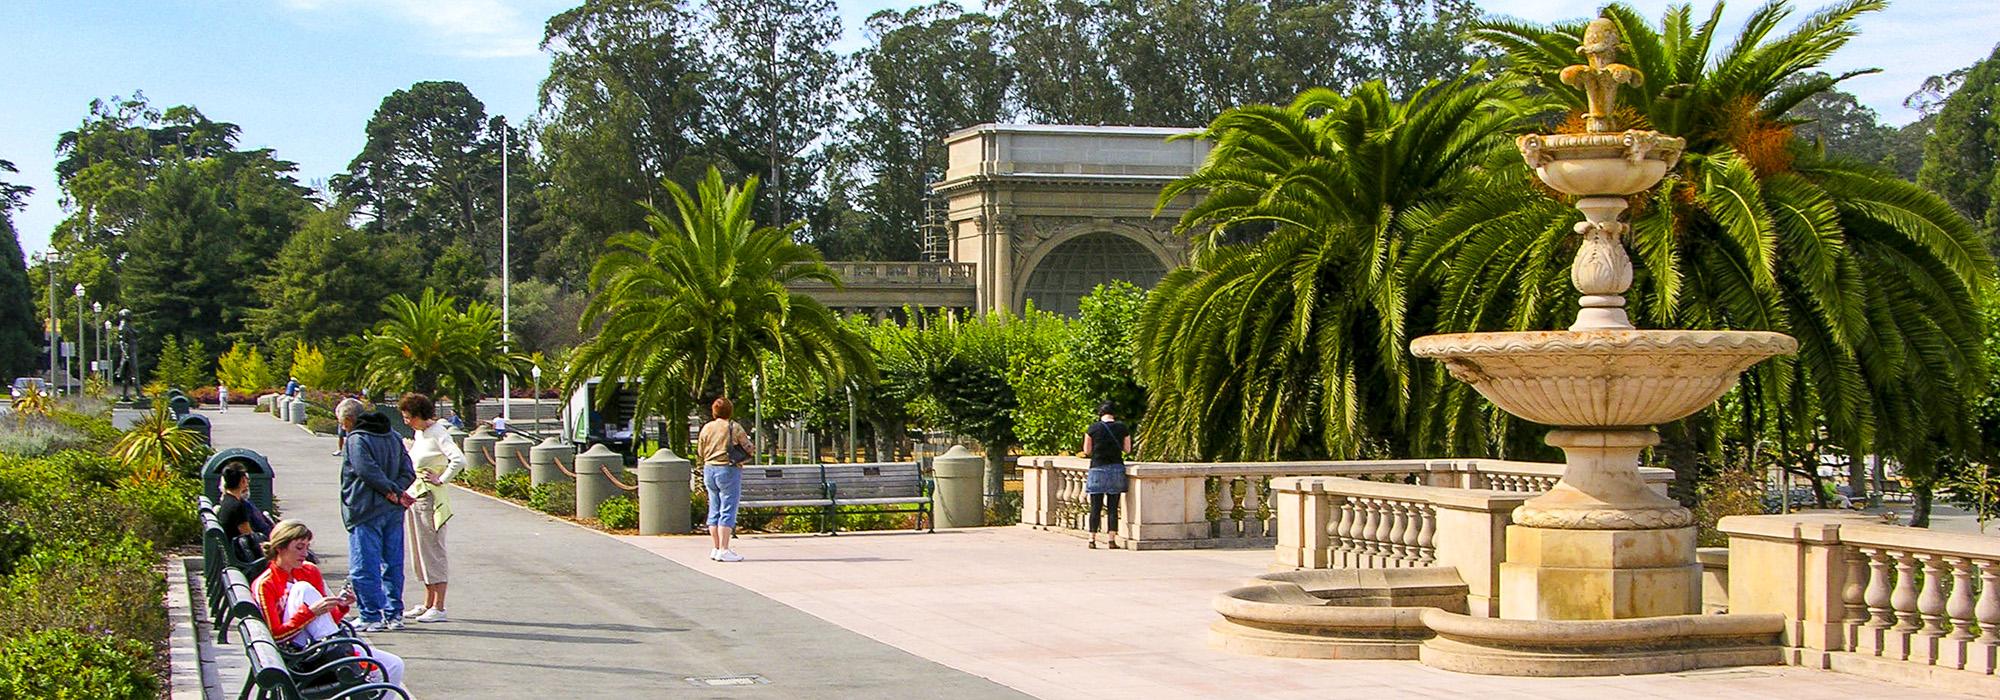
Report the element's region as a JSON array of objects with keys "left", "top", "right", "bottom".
[
  {"left": 222, "top": 568, "right": 266, "bottom": 626},
  {"left": 737, "top": 464, "right": 828, "bottom": 501},
  {"left": 238, "top": 618, "right": 304, "bottom": 698},
  {"left": 822, "top": 462, "right": 923, "bottom": 498}
]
